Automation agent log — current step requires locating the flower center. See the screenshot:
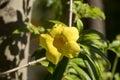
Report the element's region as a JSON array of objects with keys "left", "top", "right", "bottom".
[{"left": 53, "top": 36, "right": 66, "bottom": 49}]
